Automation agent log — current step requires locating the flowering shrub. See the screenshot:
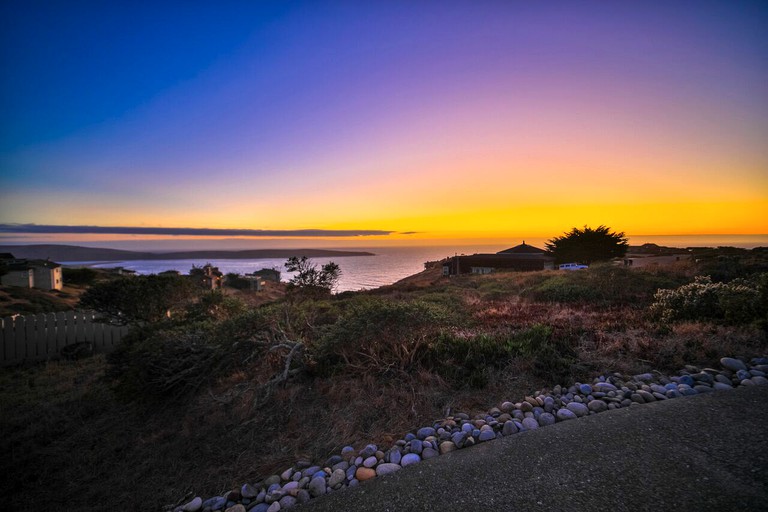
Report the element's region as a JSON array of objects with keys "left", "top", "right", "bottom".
[{"left": 651, "top": 275, "right": 763, "bottom": 324}]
